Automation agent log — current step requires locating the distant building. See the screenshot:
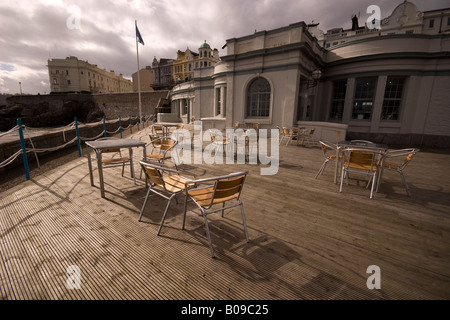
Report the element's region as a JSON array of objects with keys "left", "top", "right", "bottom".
[
  {"left": 132, "top": 66, "right": 154, "bottom": 92},
  {"left": 151, "top": 57, "right": 174, "bottom": 91},
  {"left": 170, "top": 1, "right": 450, "bottom": 147},
  {"left": 47, "top": 56, "right": 133, "bottom": 94},
  {"left": 174, "top": 41, "right": 220, "bottom": 84},
  {"left": 323, "top": 3, "right": 450, "bottom": 49},
  {"left": 173, "top": 48, "right": 198, "bottom": 84},
  {"left": 151, "top": 41, "right": 220, "bottom": 92}
]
